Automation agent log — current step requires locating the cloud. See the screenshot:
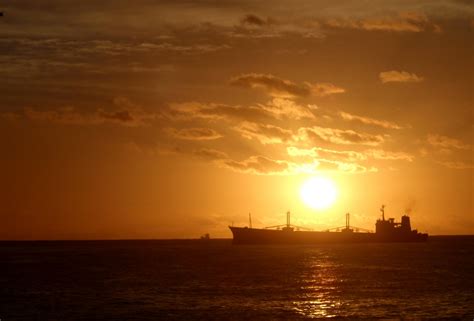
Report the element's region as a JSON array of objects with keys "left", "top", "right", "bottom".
[
  {"left": 339, "top": 111, "right": 402, "bottom": 129},
  {"left": 100, "top": 110, "right": 134, "bottom": 123},
  {"left": 240, "top": 14, "right": 271, "bottom": 27},
  {"left": 189, "top": 148, "right": 292, "bottom": 175},
  {"left": 233, "top": 14, "right": 323, "bottom": 39},
  {"left": 1, "top": 38, "right": 230, "bottom": 56},
  {"left": 219, "top": 155, "right": 369, "bottom": 175},
  {"left": 165, "top": 102, "right": 271, "bottom": 122},
  {"left": 166, "top": 98, "right": 315, "bottom": 122},
  {"left": 379, "top": 70, "right": 424, "bottom": 83},
  {"left": 23, "top": 107, "right": 99, "bottom": 125},
  {"left": 230, "top": 73, "right": 311, "bottom": 98},
  {"left": 193, "top": 148, "right": 229, "bottom": 161},
  {"left": 288, "top": 154, "right": 370, "bottom": 174},
  {"left": 311, "top": 83, "right": 346, "bottom": 97},
  {"left": 230, "top": 73, "right": 344, "bottom": 98},
  {"left": 0, "top": 112, "right": 22, "bottom": 121},
  {"left": 436, "top": 160, "right": 474, "bottom": 169},
  {"left": 234, "top": 121, "right": 293, "bottom": 144},
  {"left": 220, "top": 155, "right": 290, "bottom": 175},
  {"left": 287, "top": 146, "right": 367, "bottom": 162},
  {"left": 427, "top": 134, "right": 471, "bottom": 150},
  {"left": 298, "top": 126, "right": 385, "bottom": 146},
  {"left": 286, "top": 146, "right": 374, "bottom": 173},
  {"left": 163, "top": 145, "right": 373, "bottom": 175},
  {"left": 167, "top": 127, "right": 223, "bottom": 140},
  {"left": 326, "top": 12, "right": 438, "bottom": 33},
  {"left": 287, "top": 146, "right": 414, "bottom": 164},
  {"left": 365, "top": 149, "right": 414, "bottom": 162},
  {"left": 259, "top": 98, "right": 316, "bottom": 120},
  {"left": 15, "top": 98, "right": 157, "bottom": 127},
  {"left": 328, "top": 161, "right": 371, "bottom": 173}
]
